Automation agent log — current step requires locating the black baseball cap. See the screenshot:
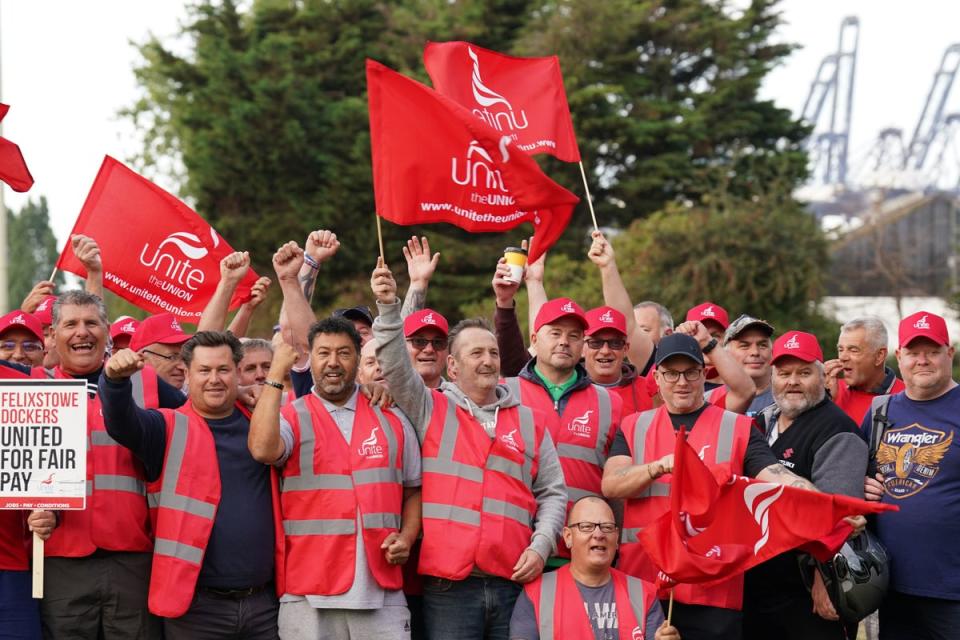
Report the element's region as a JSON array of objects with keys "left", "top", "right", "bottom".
[
  {"left": 333, "top": 306, "right": 374, "bottom": 326},
  {"left": 654, "top": 333, "right": 704, "bottom": 366}
]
